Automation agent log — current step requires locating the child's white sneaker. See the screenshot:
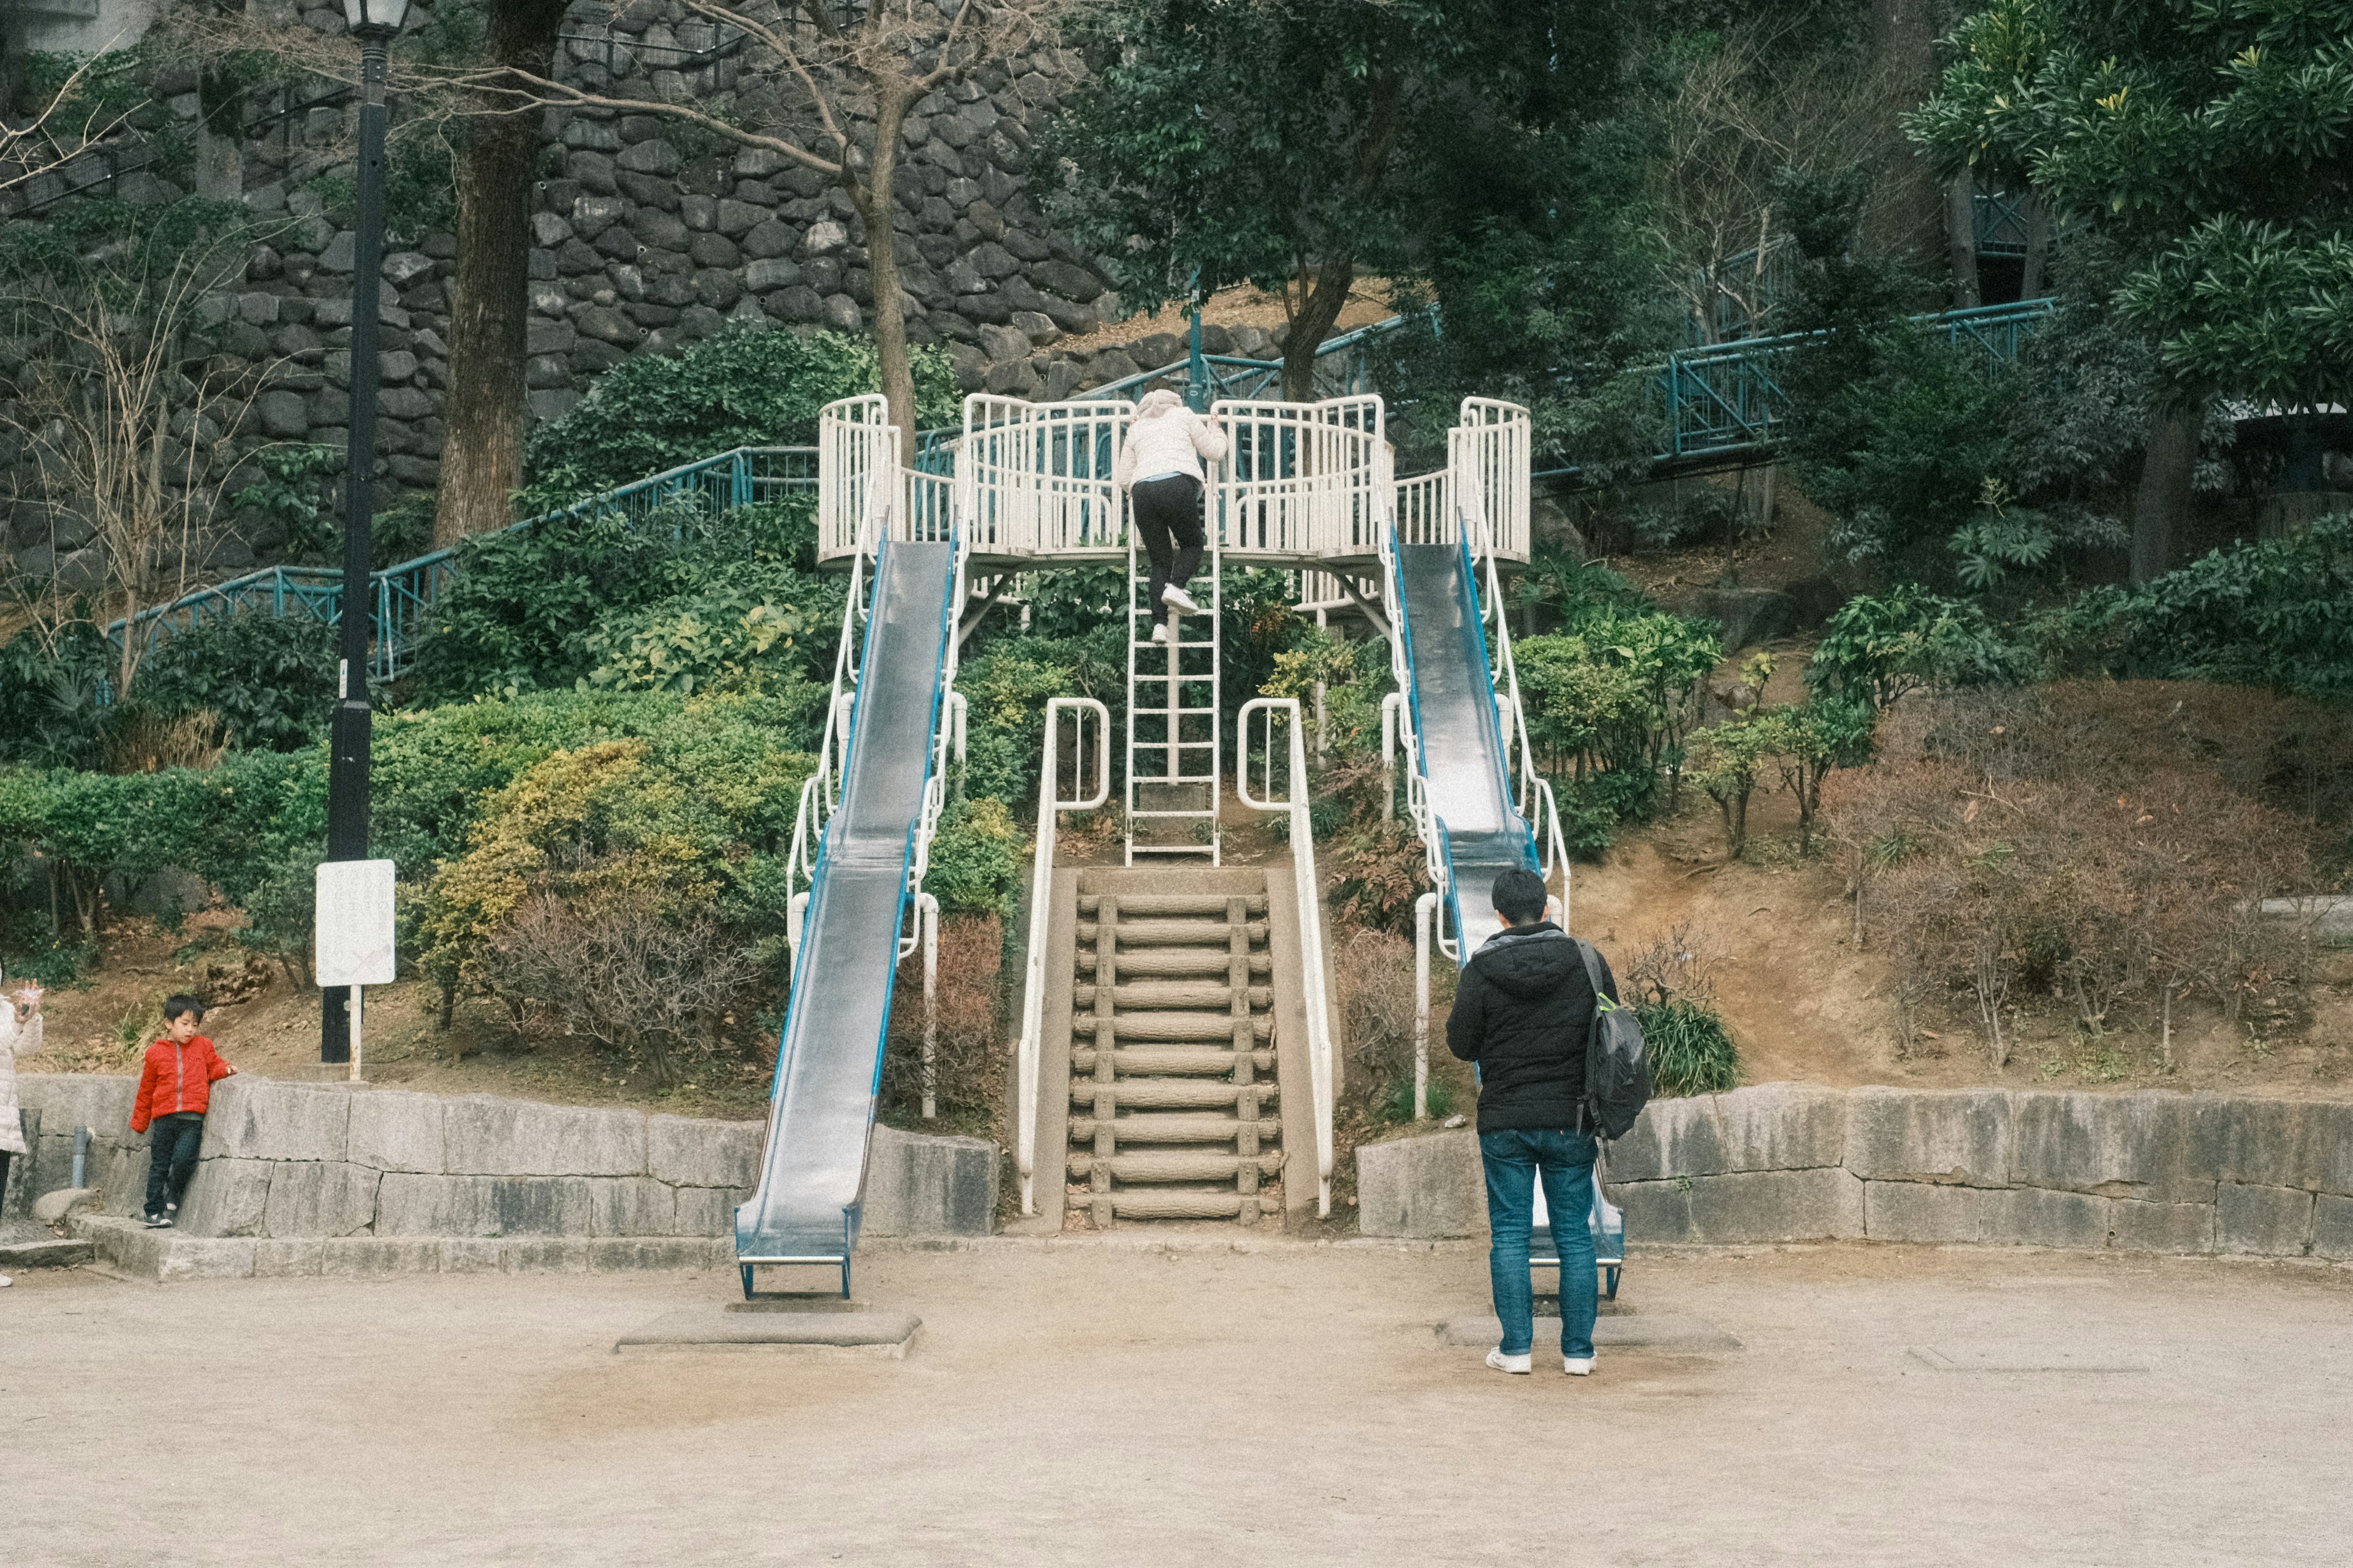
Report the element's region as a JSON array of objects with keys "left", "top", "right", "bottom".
[
  {"left": 1485, "top": 1347, "right": 1531, "bottom": 1375},
  {"left": 1563, "top": 1355, "right": 1595, "bottom": 1376},
  {"left": 1150, "top": 621, "right": 1169, "bottom": 644},
  {"left": 1160, "top": 583, "right": 1201, "bottom": 615},
  {"left": 0, "top": 1273, "right": 13, "bottom": 1287},
  {"left": 144, "top": 1214, "right": 172, "bottom": 1229}
]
